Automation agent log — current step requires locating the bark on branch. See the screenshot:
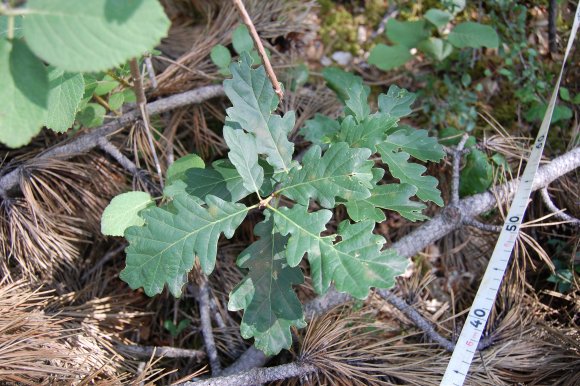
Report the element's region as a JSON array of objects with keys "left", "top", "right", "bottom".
[{"left": 180, "top": 361, "right": 317, "bottom": 386}]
